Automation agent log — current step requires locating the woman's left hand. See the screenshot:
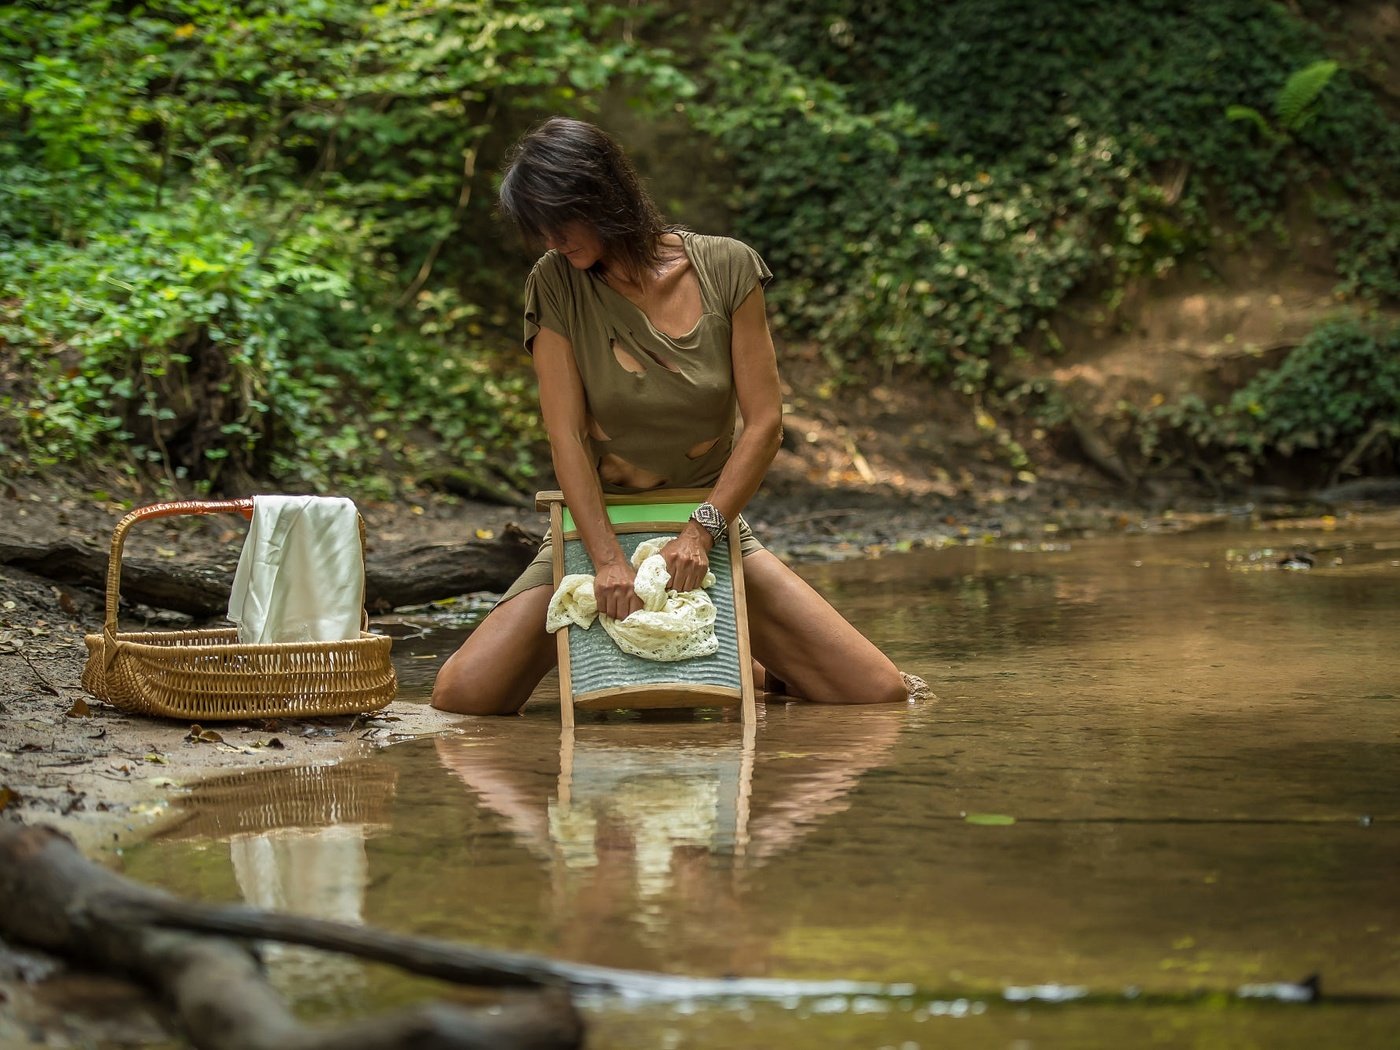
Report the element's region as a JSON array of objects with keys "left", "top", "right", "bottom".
[{"left": 661, "top": 525, "right": 712, "bottom": 593}]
